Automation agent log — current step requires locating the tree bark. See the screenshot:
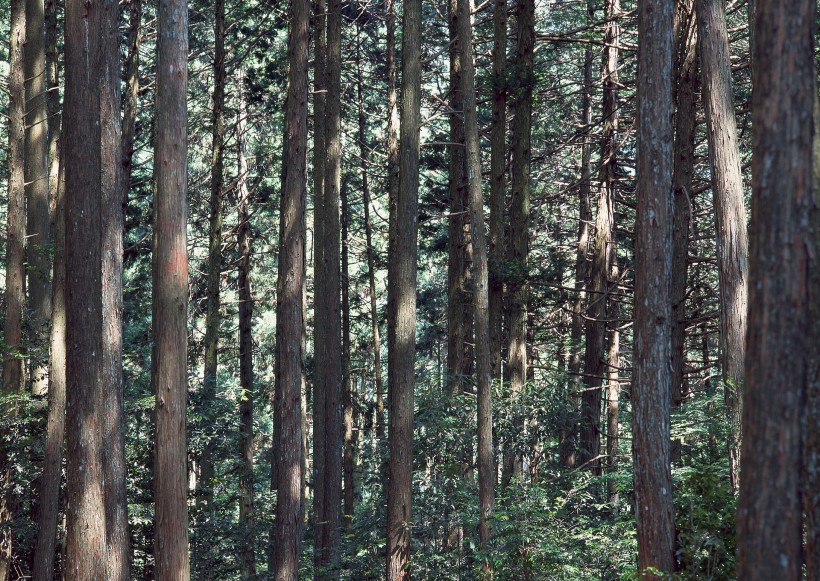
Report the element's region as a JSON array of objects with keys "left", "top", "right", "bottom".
[
  {"left": 152, "top": 0, "right": 191, "bottom": 575},
  {"left": 63, "top": 0, "right": 131, "bottom": 576},
  {"left": 386, "top": 0, "right": 421, "bottom": 572},
  {"left": 273, "top": 0, "right": 309, "bottom": 573},
  {"left": 236, "top": 71, "right": 257, "bottom": 581},
  {"left": 457, "top": 0, "right": 496, "bottom": 552},
  {"left": 736, "top": 0, "right": 812, "bottom": 578},
  {"left": 0, "top": 0, "right": 27, "bottom": 575},
  {"left": 120, "top": 0, "right": 142, "bottom": 209},
  {"left": 633, "top": 0, "right": 677, "bottom": 575},
  {"left": 25, "top": 0, "right": 53, "bottom": 397}
]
